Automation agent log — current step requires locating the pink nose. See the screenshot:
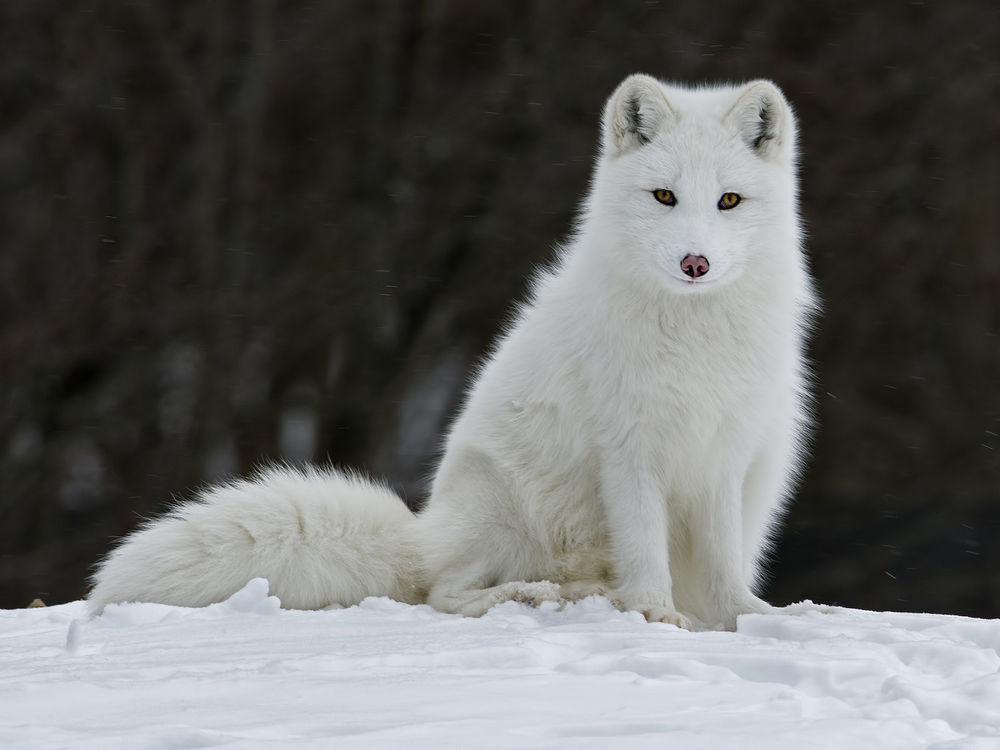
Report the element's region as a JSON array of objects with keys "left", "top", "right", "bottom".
[{"left": 680, "top": 254, "right": 710, "bottom": 279}]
